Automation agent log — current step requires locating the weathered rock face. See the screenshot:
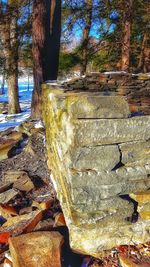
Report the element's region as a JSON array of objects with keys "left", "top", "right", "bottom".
[{"left": 42, "top": 84, "right": 150, "bottom": 258}]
